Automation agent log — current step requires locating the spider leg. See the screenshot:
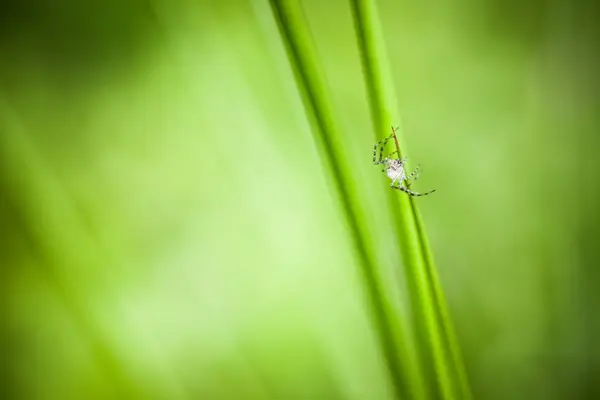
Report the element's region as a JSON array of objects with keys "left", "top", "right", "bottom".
[
  {"left": 372, "top": 138, "right": 388, "bottom": 165},
  {"left": 372, "top": 134, "right": 394, "bottom": 165},
  {"left": 405, "top": 165, "right": 422, "bottom": 187},
  {"left": 406, "top": 165, "right": 421, "bottom": 181},
  {"left": 378, "top": 139, "right": 393, "bottom": 162},
  {"left": 387, "top": 150, "right": 399, "bottom": 159},
  {"left": 390, "top": 182, "right": 436, "bottom": 197}
]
